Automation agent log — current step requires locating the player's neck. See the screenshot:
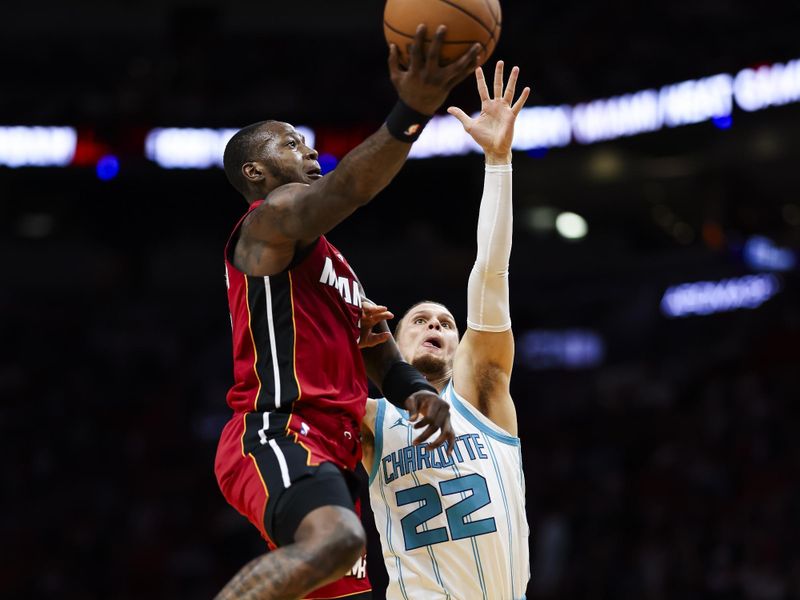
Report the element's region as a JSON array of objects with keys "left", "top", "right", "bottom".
[{"left": 425, "top": 369, "right": 452, "bottom": 393}]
